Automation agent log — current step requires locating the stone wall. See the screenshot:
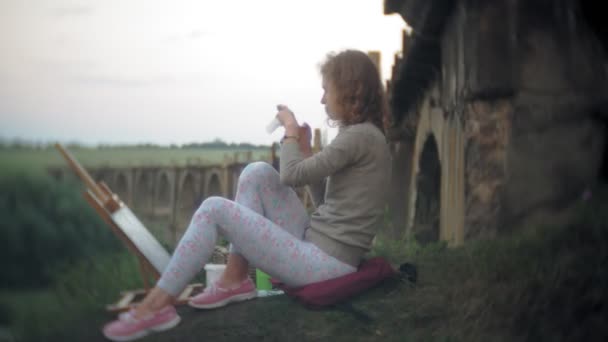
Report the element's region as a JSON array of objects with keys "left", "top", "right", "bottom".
[
  {"left": 463, "top": 100, "right": 512, "bottom": 239},
  {"left": 386, "top": 0, "right": 607, "bottom": 243}
]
